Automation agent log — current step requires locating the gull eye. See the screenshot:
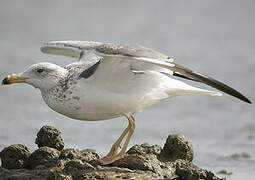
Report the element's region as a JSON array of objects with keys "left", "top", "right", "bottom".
[{"left": 37, "top": 68, "right": 44, "bottom": 73}]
